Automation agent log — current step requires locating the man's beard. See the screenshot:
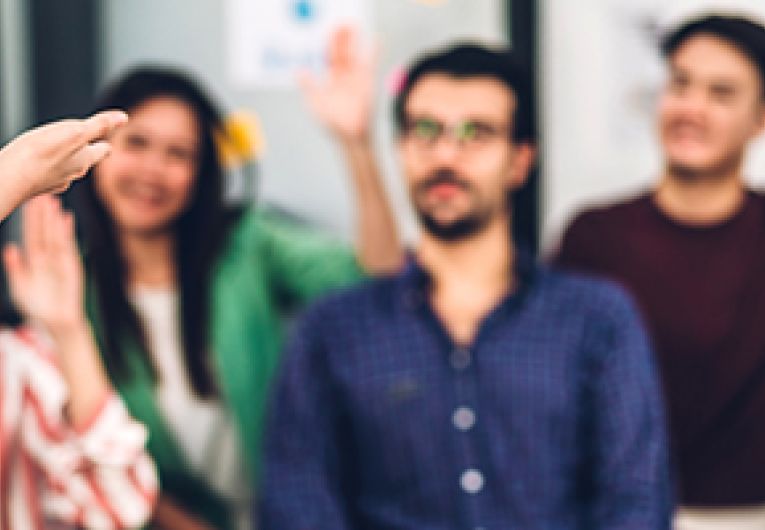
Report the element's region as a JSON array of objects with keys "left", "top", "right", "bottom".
[
  {"left": 413, "top": 169, "right": 494, "bottom": 242},
  {"left": 667, "top": 153, "right": 743, "bottom": 183}
]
